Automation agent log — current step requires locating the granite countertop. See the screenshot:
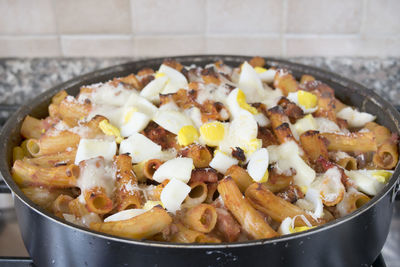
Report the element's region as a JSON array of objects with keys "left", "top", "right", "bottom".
[{"left": 0, "top": 57, "right": 399, "bottom": 107}]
